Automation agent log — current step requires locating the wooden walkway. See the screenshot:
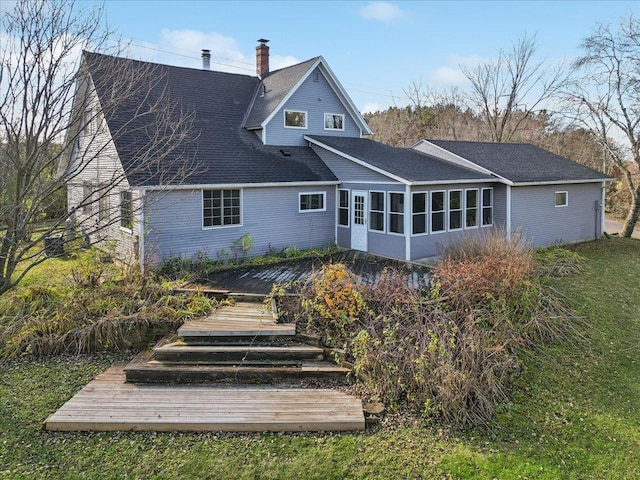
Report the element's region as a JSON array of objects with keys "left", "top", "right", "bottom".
[{"left": 45, "top": 365, "right": 365, "bottom": 432}]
